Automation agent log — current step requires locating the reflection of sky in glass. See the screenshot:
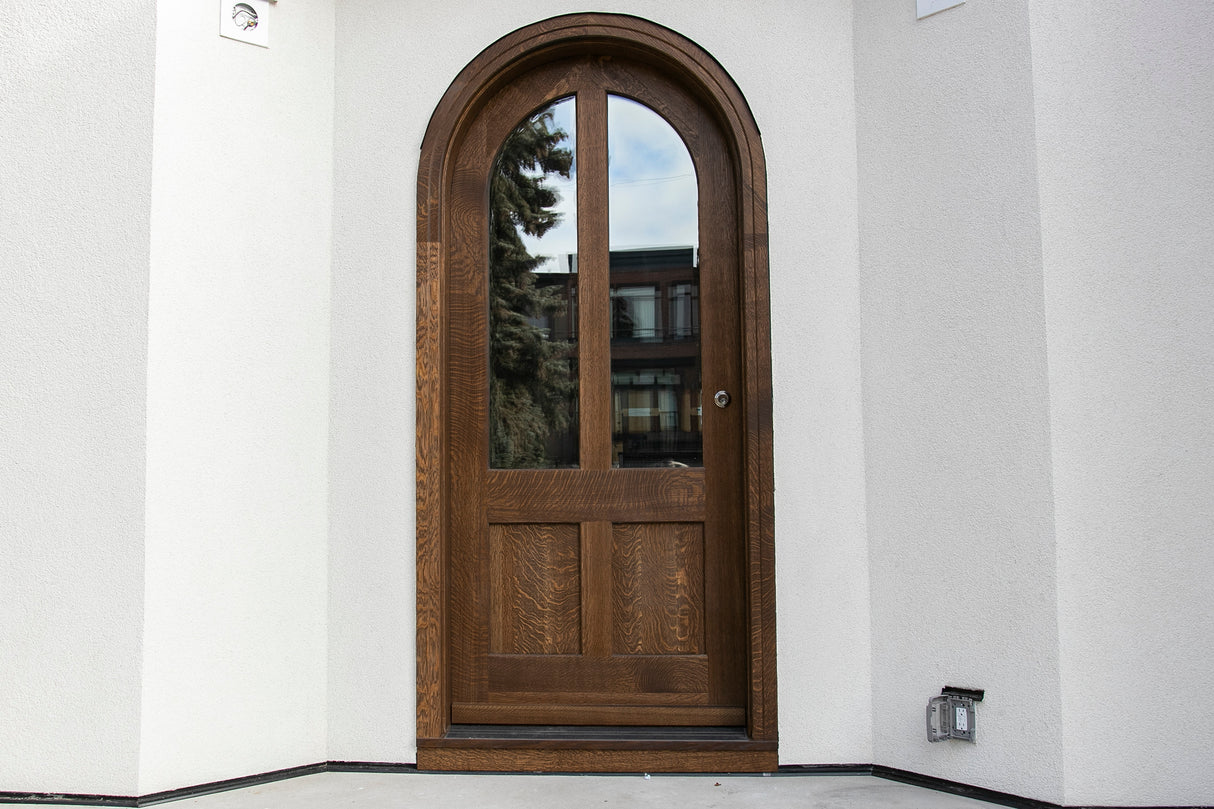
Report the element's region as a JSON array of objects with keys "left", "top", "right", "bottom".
[
  {"left": 519, "top": 95, "right": 698, "bottom": 272},
  {"left": 520, "top": 98, "right": 577, "bottom": 274},
  {"left": 609, "top": 95, "right": 697, "bottom": 252}
]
